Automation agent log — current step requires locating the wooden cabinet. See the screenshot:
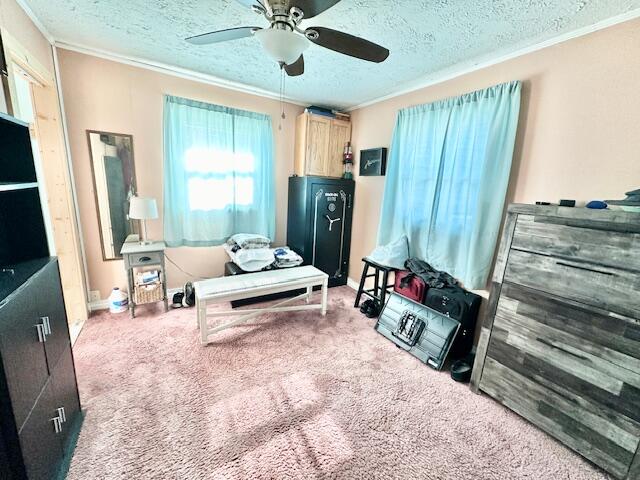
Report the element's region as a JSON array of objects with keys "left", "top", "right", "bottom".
[
  {"left": 294, "top": 112, "right": 351, "bottom": 178},
  {"left": 471, "top": 204, "right": 640, "bottom": 480}
]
